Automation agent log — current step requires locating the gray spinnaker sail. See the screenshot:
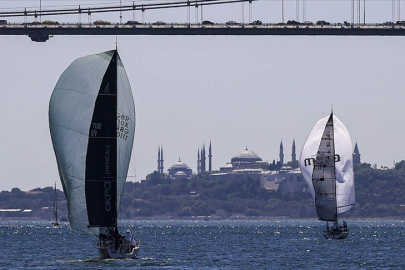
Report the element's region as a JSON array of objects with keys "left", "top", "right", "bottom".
[
  {"left": 49, "top": 50, "right": 135, "bottom": 234},
  {"left": 299, "top": 113, "right": 355, "bottom": 221}
]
